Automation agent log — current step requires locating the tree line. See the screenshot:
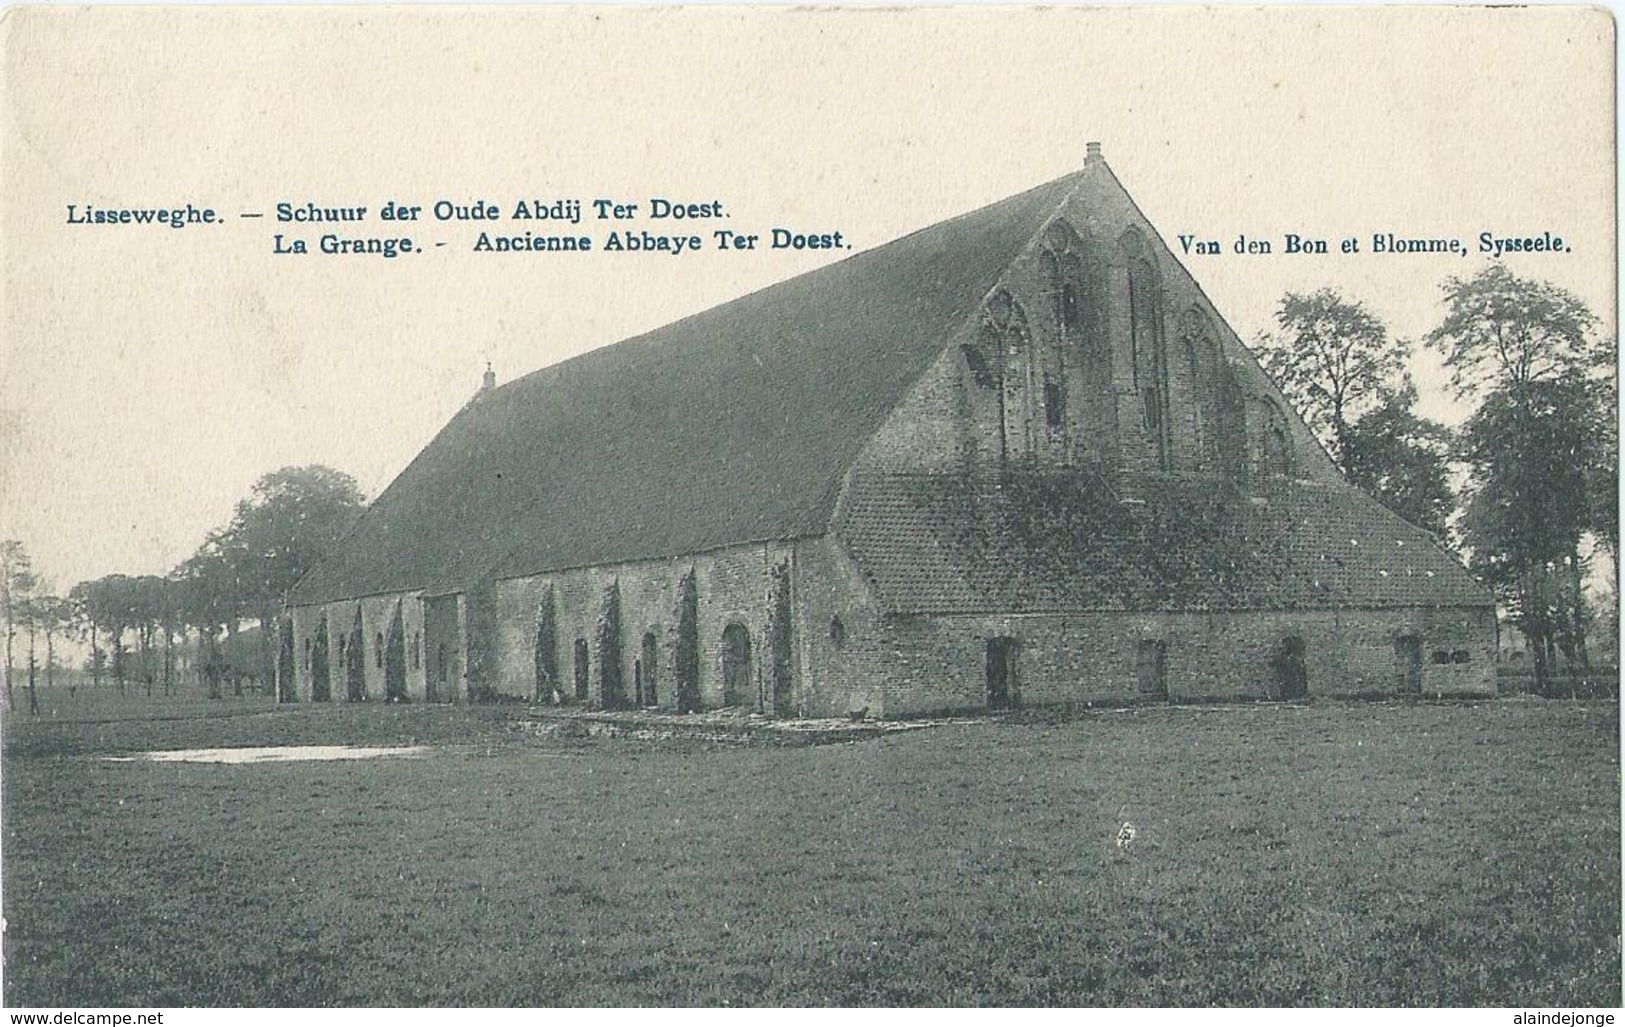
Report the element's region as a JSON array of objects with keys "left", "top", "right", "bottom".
[
  {"left": 1252, "top": 264, "right": 1615, "bottom": 691},
  {"left": 2, "top": 466, "right": 365, "bottom": 711}
]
